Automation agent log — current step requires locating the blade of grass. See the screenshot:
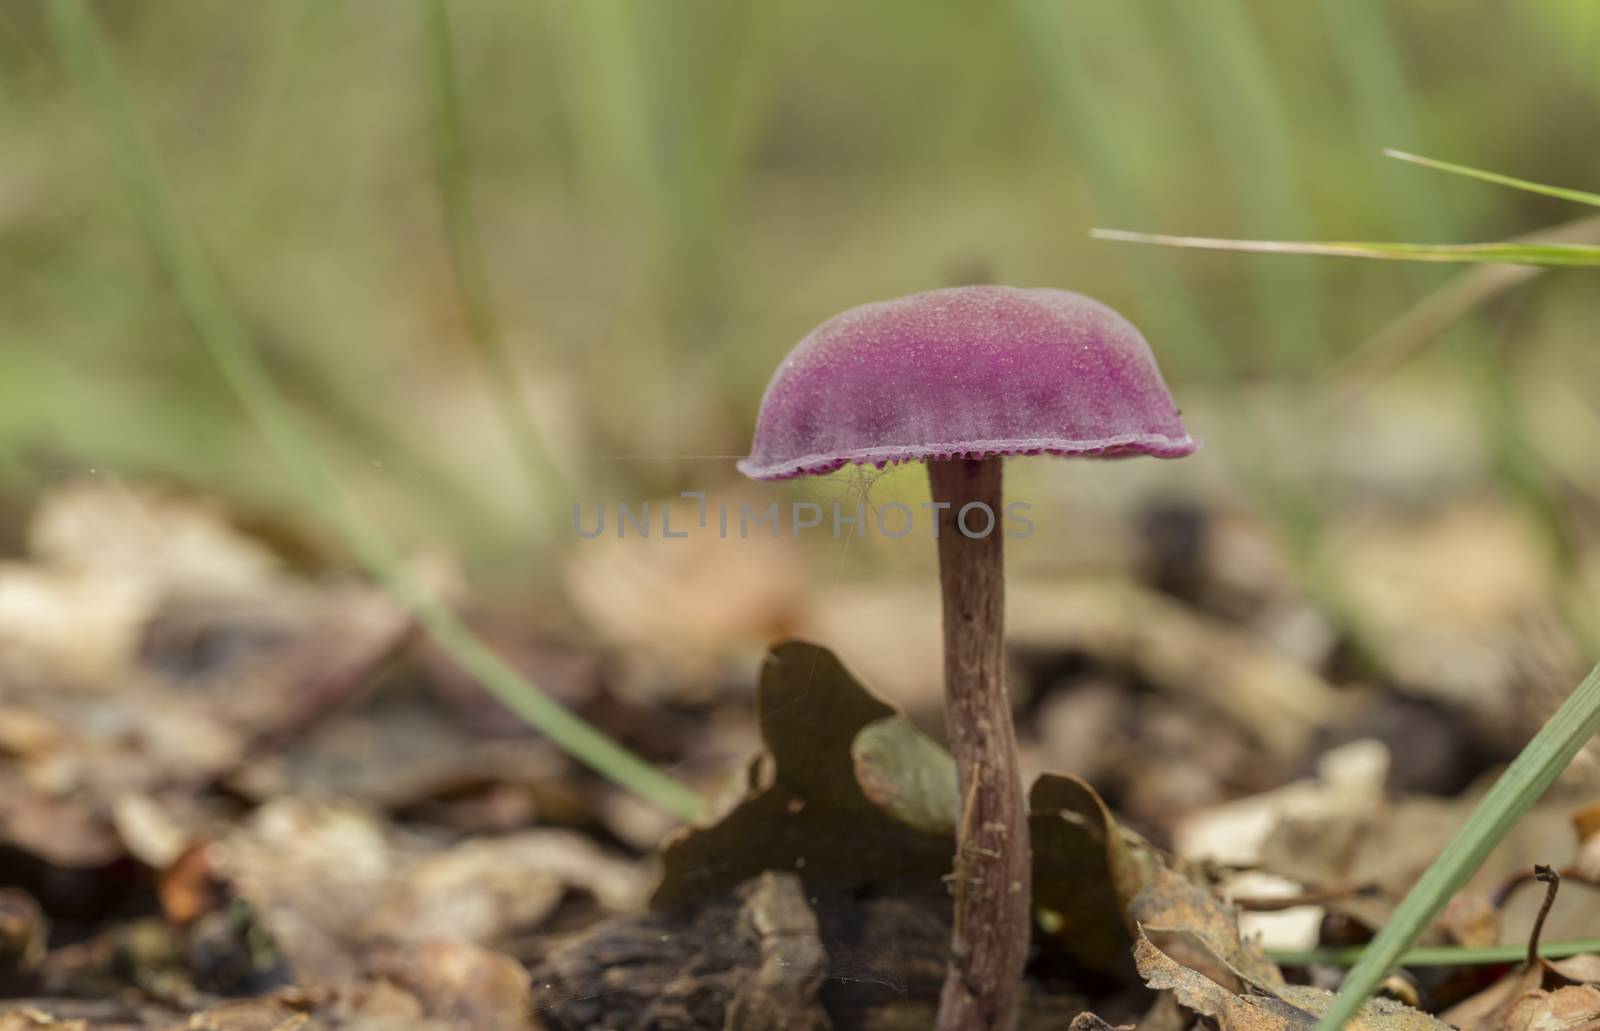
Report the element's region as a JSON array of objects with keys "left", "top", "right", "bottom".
[
  {"left": 1385, "top": 150, "right": 1600, "bottom": 210},
  {"left": 1317, "top": 0, "right": 1450, "bottom": 243},
  {"left": 542, "top": 0, "right": 773, "bottom": 482},
  {"left": 1018, "top": 0, "right": 1375, "bottom": 670},
  {"left": 424, "top": 0, "right": 570, "bottom": 529},
  {"left": 190, "top": 1, "right": 512, "bottom": 546},
  {"left": 1319, "top": 0, "right": 1594, "bottom": 649},
  {"left": 46, "top": 0, "right": 706, "bottom": 823},
  {"left": 1091, "top": 229, "right": 1600, "bottom": 266},
  {"left": 1315, "top": 213, "right": 1600, "bottom": 413},
  {"left": 1005, "top": 0, "right": 1228, "bottom": 379},
  {"left": 1315, "top": 659, "right": 1600, "bottom": 1030},
  {"left": 1273, "top": 937, "right": 1600, "bottom": 969},
  {"left": 1170, "top": 0, "right": 1327, "bottom": 368}
]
